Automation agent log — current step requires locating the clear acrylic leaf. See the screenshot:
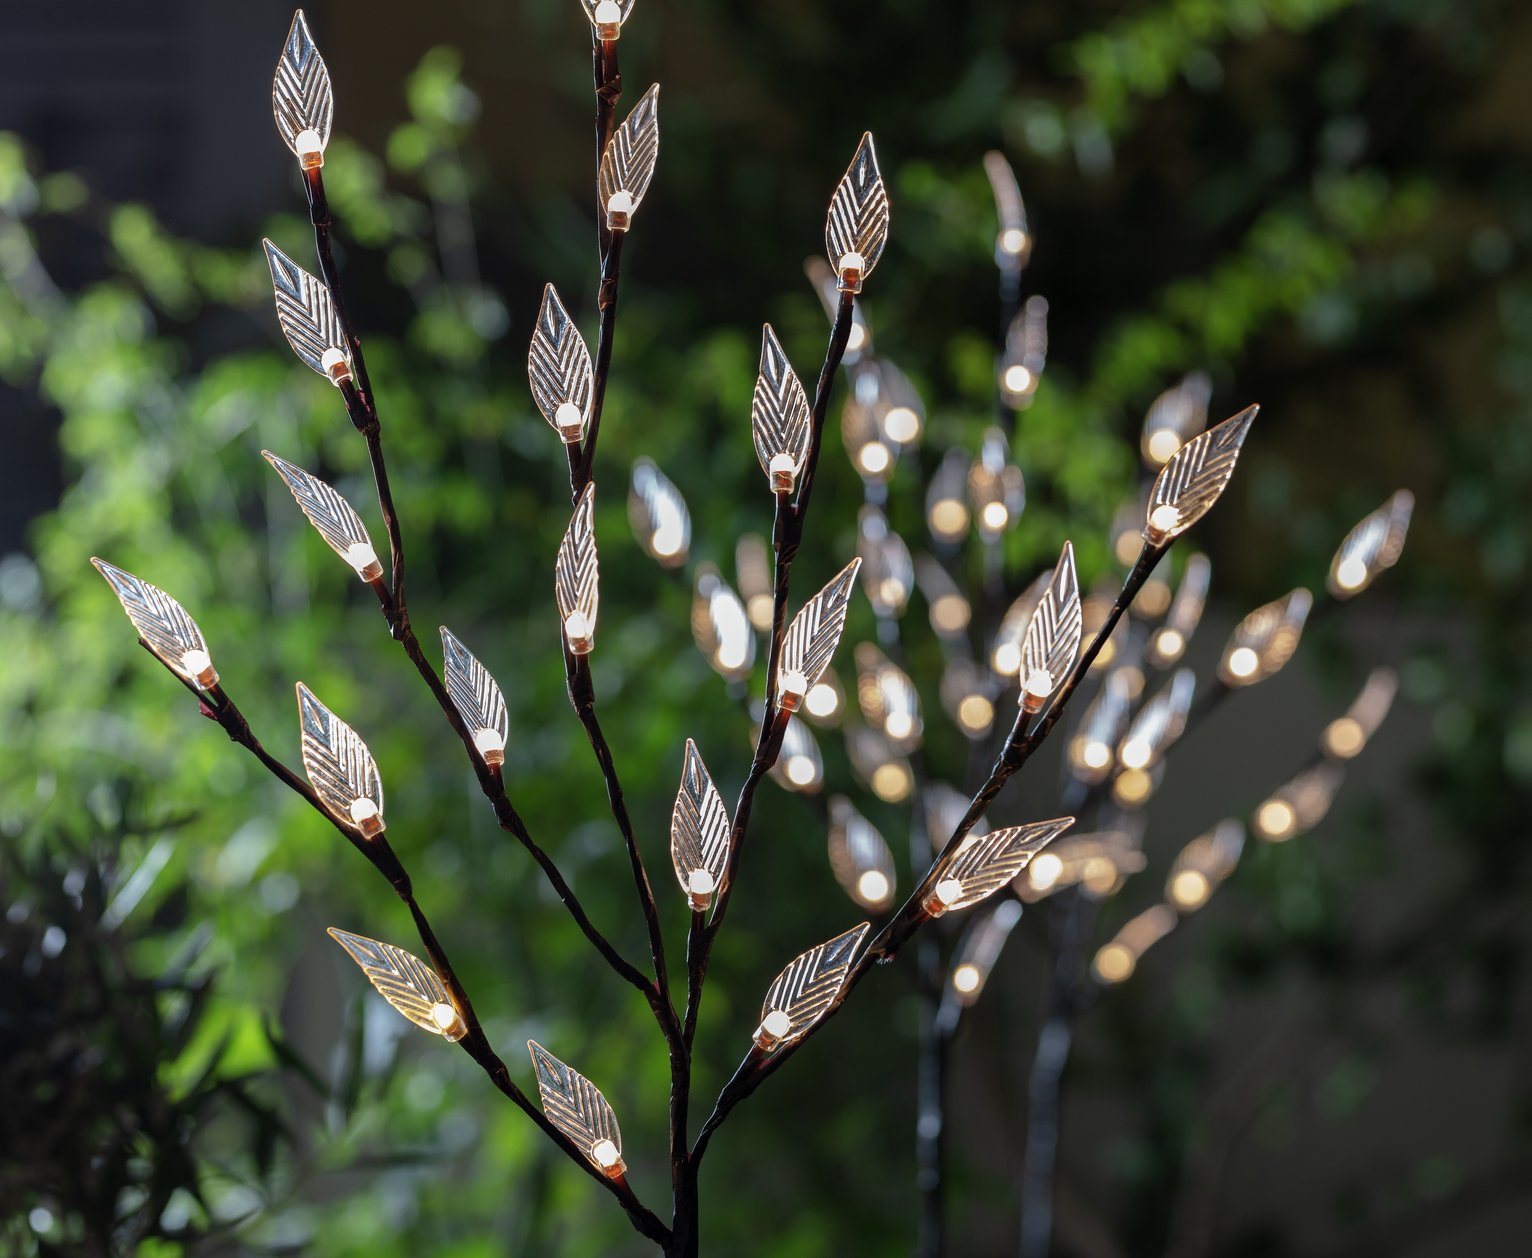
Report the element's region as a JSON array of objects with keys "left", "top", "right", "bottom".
[
  {"left": 827, "top": 797, "right": 896, "bottom": 910},
  {"left": 670, "top": 738, "right": 731, "bottom": 905},
  {"left": 1323, "top": 667, "right": 1398, "bottom": 759},
  {"left": 825, "top": 133, "right": 889, "bottom": 286},
  {"left": 272, "top": 9, "right": 334, "bottom": 161},
  {"left": 91, "top": 559, "right": 217, "bottom": 688},
  {"left": 1000, "top": 296, "right": 1048, "bottom": 404},
  {"left": 528, "top": 1041, "right": 625, "bottom": 1172},
  {"left": 440, "top": 628, "right": 509, "bottom": 765},
  {"left": 751, "top": 324, "right": 811, "bottom": 487},
  {"left": 857, "top": 506, "right": 912, "bottom": 617},
  {"left": 262, "top": 238, "right": 348, "bottom": 380},
  {"left": 1140, "top": 371, "right": 1212, "bottom": 467},
  {"left": 1327, "top": 489, "right": 1414, "bottom": 598},
  {"left": 1094, "top": 905, "right": 1178, "bottom": 982},
  {"left": 931, "top": 818, "right": 1075, "bottom": 914},
  {"left": 983, "top": 150, "right": 1030, "bottom": 260},
  {"left": 1019, "top": 541, "right": 1082, "bottom": 708},
  {"left": 691, "top": 566, "right": 755, "bottom": 682},
  {"left": 969, "top": 426, "right": 1025, "bottom": 539},
  {"left": 262, "top": 451, "right": 381, "bottom": 580},
  {"left": 854, "top": 643, "right": 921, "bottom": 753},
  {"left": 735, "top": 533, "right": 774, "bottom": 631},
  {"left": 1117, "top": 668, "right": 1196, "bottom": 771},
  {"left": 528, "top": 283, "right": 593, "bottom": 443},
  {"left": 770, "top": 716, "right": 823, "bottom": 793},
  {"left": 758, "top": 922, "right": 871, "bottom": 1048},
  {"left": 556, "top": 483, "right": 600, "bottom": 653},
  {"left": 1068, "top": 667, "right": 1134, "bottom": 784},
  {"left": 1144, "top": 404, "right": 1257, "bottom": 542},
  {"left": 949, "top": 899, "right": 1024, "bottom": 1005},
  {"left": 1166, "top": 819, "right": 1245, "bottom": 909},
  {"left": 627, "top": 458, "right": 690, "bottom": 568},
  {"left": 327, "top": 927, "right": 463, "bottom": 1040},
  {"left": 296, "top": 682, "right": 385, "bottom": 835},
  {"left": 598, "top": 83, "right": 660, "bottom": 222},
  {"left": 1218, "top": 588, "right": 1311, "bottom": 687},
  {"left": 779, "top": 558, "right": 862, "bottom": 696},
  {"left": 991, "top": 569, "right": 1052, "bottom": 677},
  {"left": 1148, "top": 553, "right": 1211, "bottom": 667}
]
